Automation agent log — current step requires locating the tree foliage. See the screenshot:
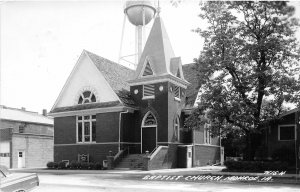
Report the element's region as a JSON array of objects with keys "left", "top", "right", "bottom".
[{"left": 186, "top": 1, "right": 300, "bottom": 159}]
